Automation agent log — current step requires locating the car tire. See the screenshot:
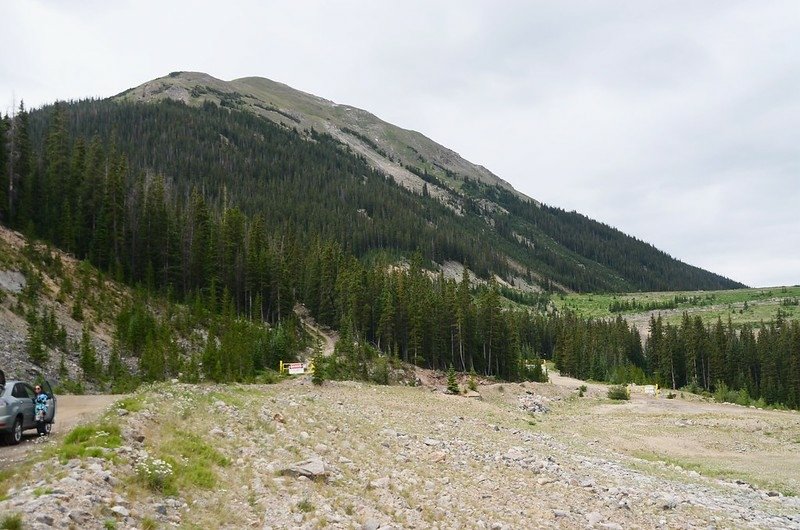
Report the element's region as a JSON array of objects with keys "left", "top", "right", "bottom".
[
  {"left": 7, "top": 417, "right": 22, "bottom": 445},
  {"left": 45, "top": 422, "right": 52, "bottom": 435}
]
